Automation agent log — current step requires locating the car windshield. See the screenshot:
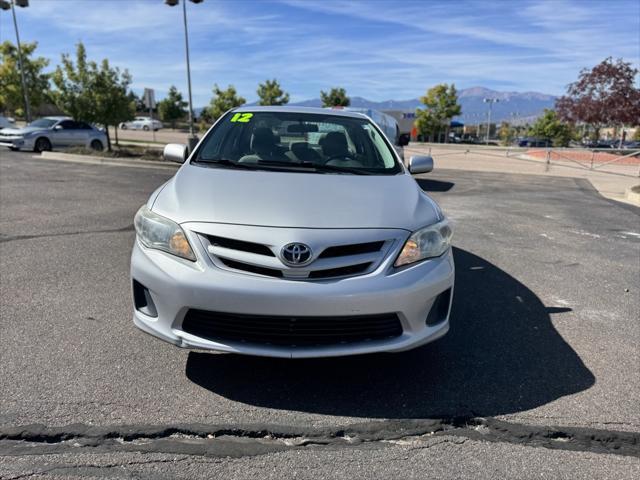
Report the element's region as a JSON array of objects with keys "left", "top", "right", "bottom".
[
  {"left": 194, "top": 111, "right": 401, "bottom": 175},
  {"left": 28, "top": 118, "right": 58, "bottom": 128}
]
